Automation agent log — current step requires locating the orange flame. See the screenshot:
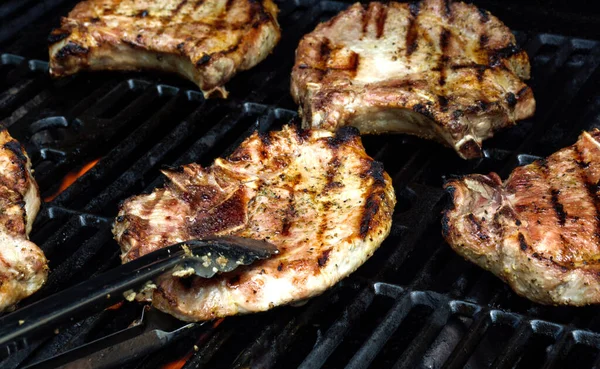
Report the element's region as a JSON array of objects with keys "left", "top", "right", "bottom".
[
  {"left": 160, "top": 318, "right": 226, "bottom": 369},
  {"left": 212, "top": 318, "right": 225, "bottom": 329},
  {"left": 161, "top": 352, "right": 194, "bottom": 369},
  {"left": 106, "top": 301, "right": 123, "bottom": 310},
  {"left": 44, "top": 158, "right": 100, "bottom": 202}
]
